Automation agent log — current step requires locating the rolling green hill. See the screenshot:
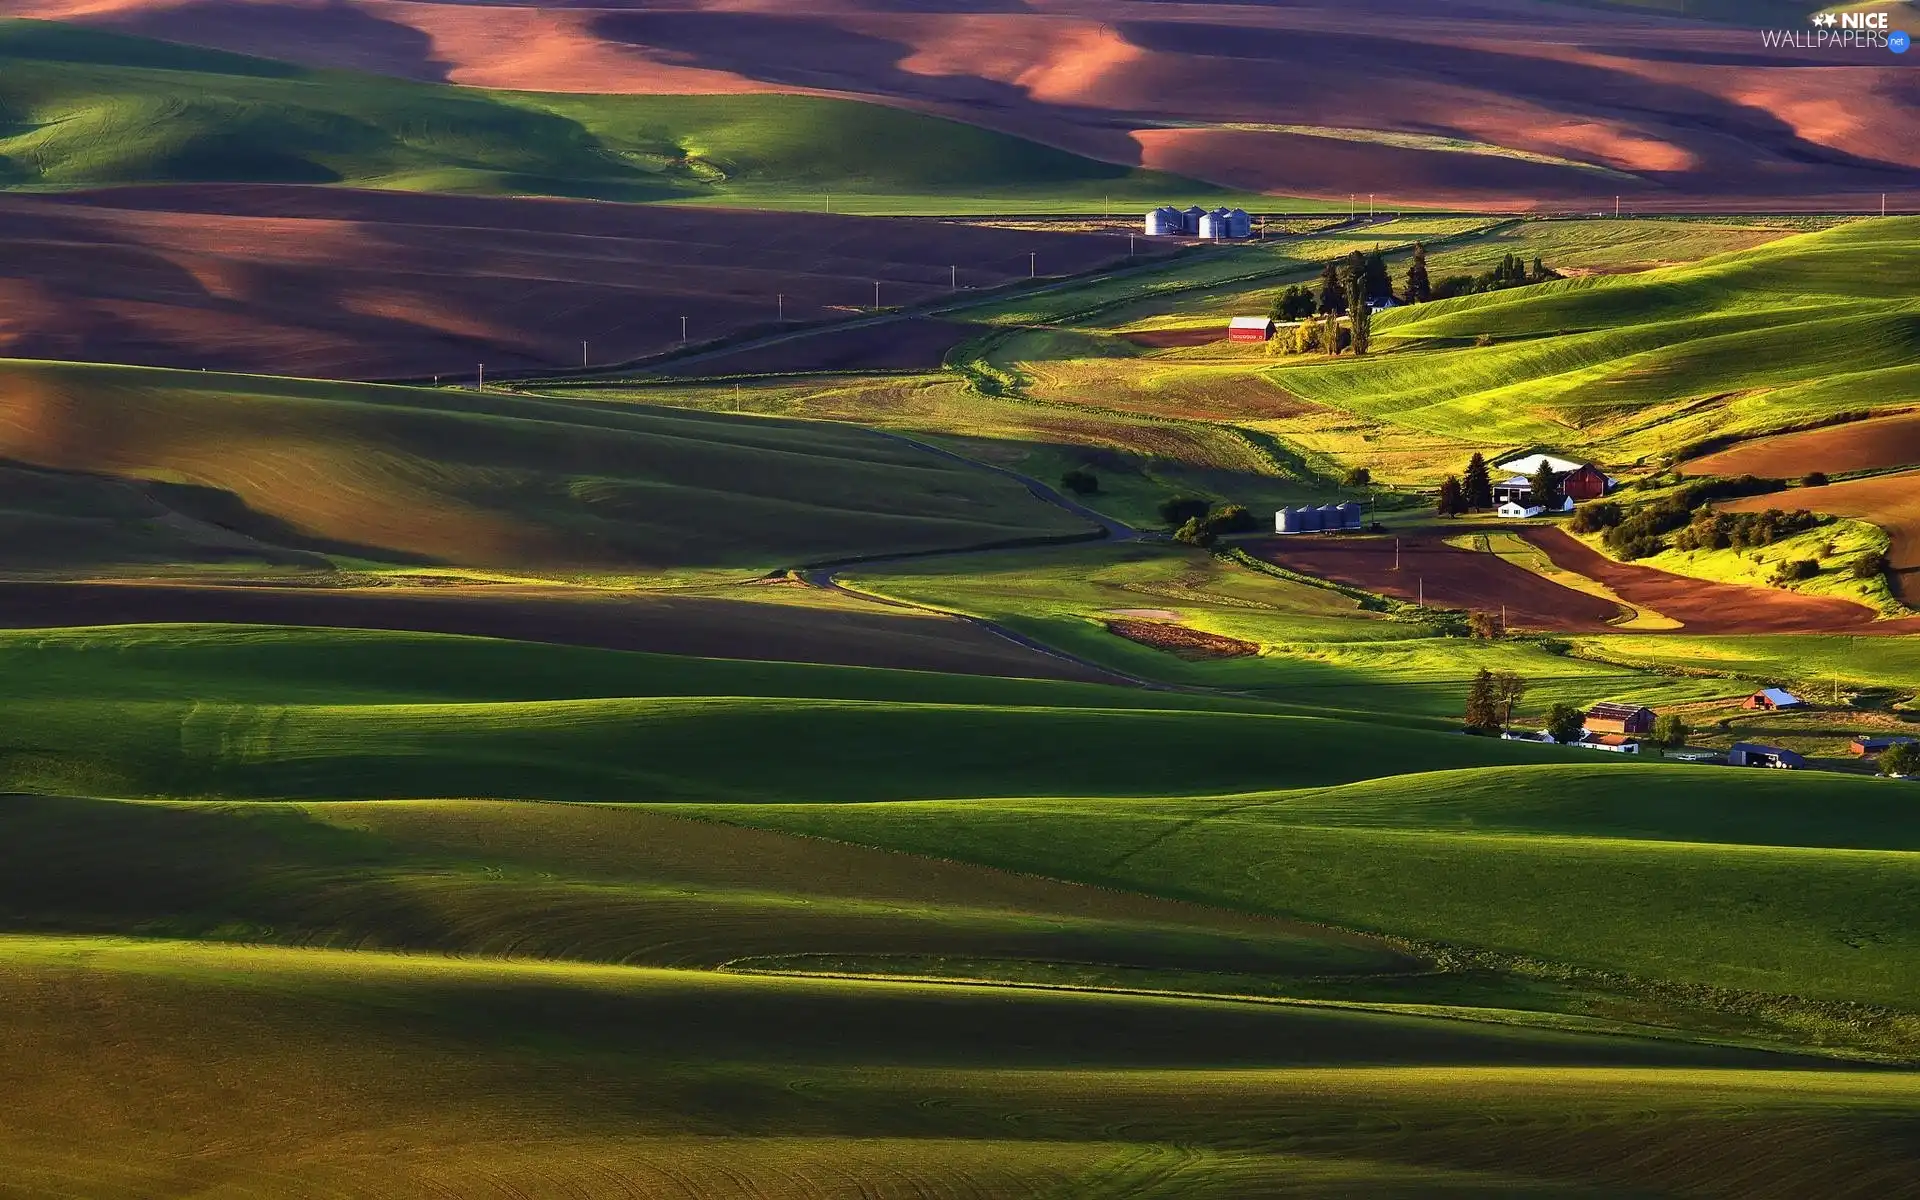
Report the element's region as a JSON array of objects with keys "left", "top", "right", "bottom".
[
  {"left": 0, "top": 20, "right": 1279, "bottom": 212},
  {"left": 1272, "top": 218, "right": 1920, "bottom": 472},
  {"left": 0, "top": 358, "right": 1090, "bottom": 575}
]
